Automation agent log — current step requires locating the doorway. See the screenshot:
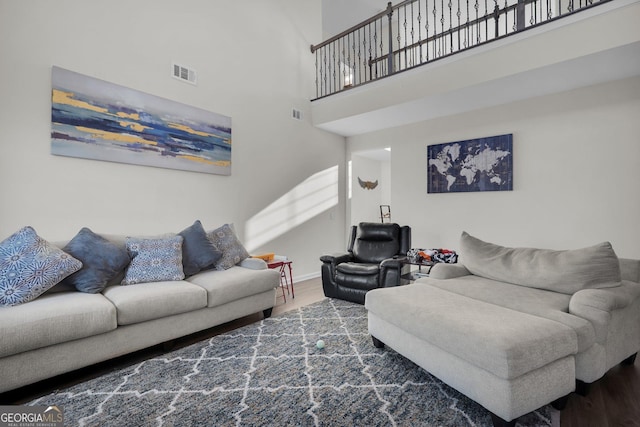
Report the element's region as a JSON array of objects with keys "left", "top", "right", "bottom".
[{"left": 349, "top": 148, "right": 391, "bottom": 225}]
